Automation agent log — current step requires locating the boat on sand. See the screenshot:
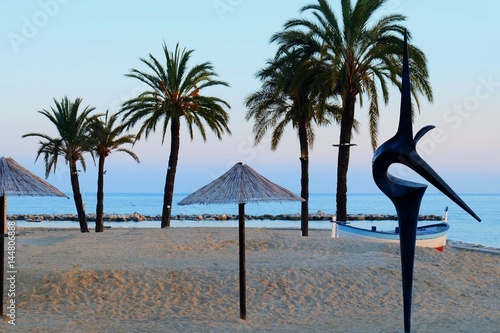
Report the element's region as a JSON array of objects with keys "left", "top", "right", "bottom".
[
  {"left": 332, "top": 207, "right": 451, "bottom": 251},
  {"left": 333, "top": 221, "right": 450, "bottom": 251}
]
